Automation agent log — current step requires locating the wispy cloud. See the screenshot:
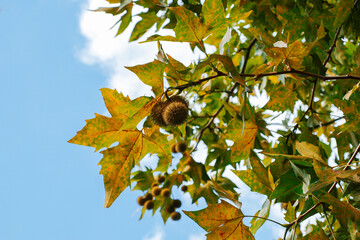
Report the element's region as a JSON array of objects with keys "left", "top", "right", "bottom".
[
  {"left": 142, "top": 226, "right": 165, "bottom": 240},
  {"left": 78, "top": 0, "right": 200, "bottom": 98}
]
